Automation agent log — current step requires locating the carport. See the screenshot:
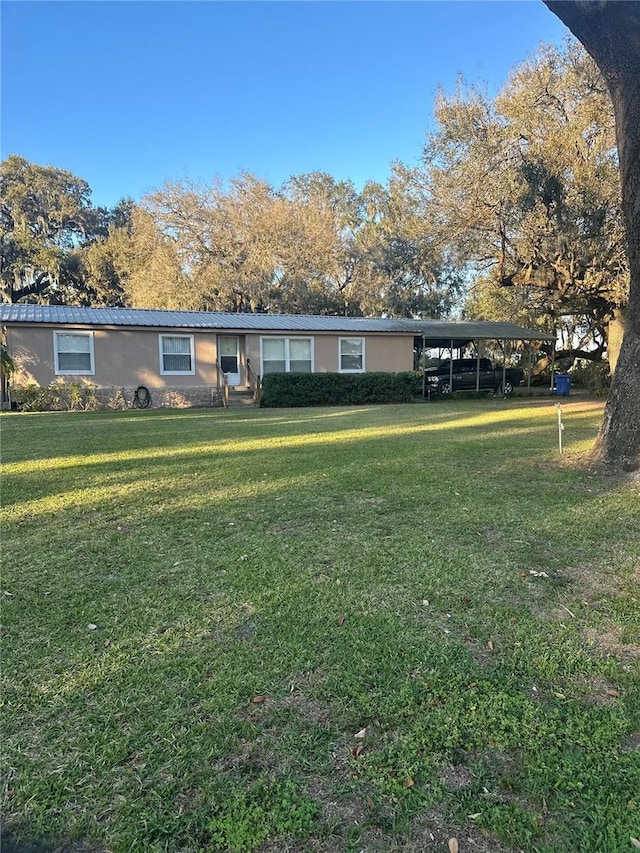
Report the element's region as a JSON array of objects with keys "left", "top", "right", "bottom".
[{"left": 399, "top": 320, "right": 556, "bottom": 398}]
